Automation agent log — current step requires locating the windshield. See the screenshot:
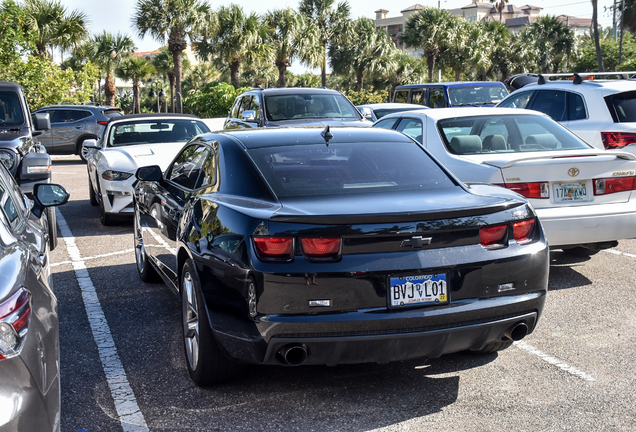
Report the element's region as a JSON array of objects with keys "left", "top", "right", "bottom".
[
  {"left": 0, "top": 91, "right": 25, "bottom": 127},
  {"left": 107, "top": 119, "right": 210, "bottom": 147},
  {"left": 448, "top": 85, "right": 509, "bottom": 106},
  {"left": 248, "top": 142, "right": 455, "bottom": 198},
  {"left": 437, "top": 114, "right": 593, "bottom": 155},
  {"left": 265, "top": 94, "right": 361, "bottom": 121}
]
